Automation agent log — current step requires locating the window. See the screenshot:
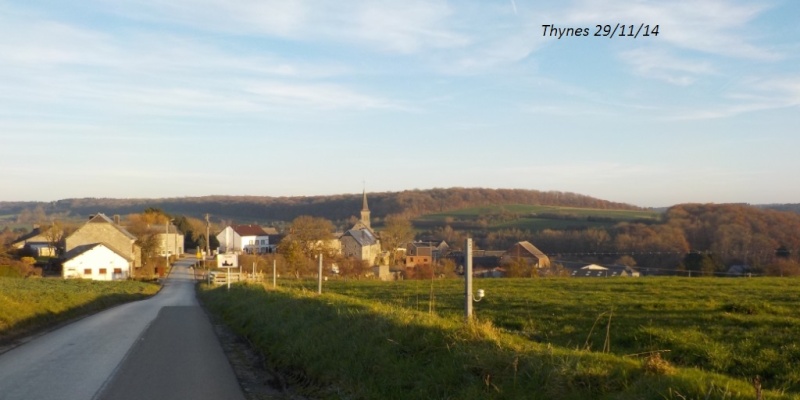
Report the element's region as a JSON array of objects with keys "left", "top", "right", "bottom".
[
  {"left": 99, "top": 268, "right": 107, "bottom": 274},
  {"left": 114, "top": 268, "right": 122, "bottom": 274},
  {"left": 84, "top": 269, "right": 91, "bottom": 275}
]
